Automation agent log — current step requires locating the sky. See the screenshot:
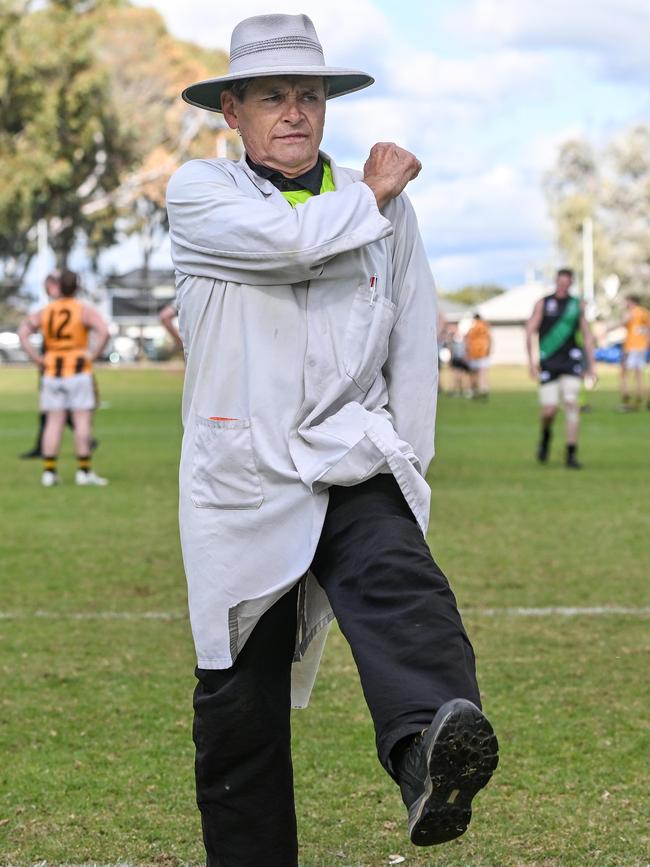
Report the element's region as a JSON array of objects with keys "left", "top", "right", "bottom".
[{"left": 100, "top": 0, "right": 650, "bottom": 292}]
